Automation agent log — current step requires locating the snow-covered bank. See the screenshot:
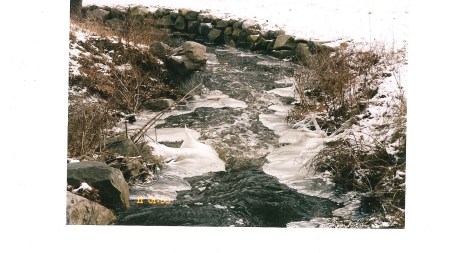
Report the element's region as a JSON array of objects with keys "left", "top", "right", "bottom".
[{"left": 84, "top": 0, "right": 408, "bottom": 49}]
